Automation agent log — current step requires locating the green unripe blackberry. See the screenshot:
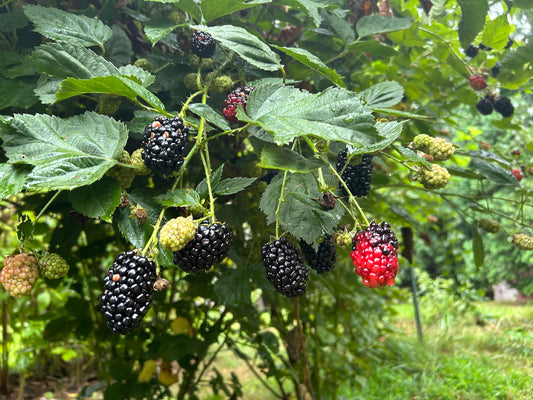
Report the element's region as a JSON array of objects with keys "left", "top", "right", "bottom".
[
  {"left": 184, "top": 73, "right": 200, "bottom": 91},
  {"left": 1, "top": 253, "right": 39, "bottom": 298},
  {"left": 418, "top": 164, "right": 450, "bottom": 189},
  {"left": 478, "top": 219, "right": 501, "bottom": 234},
  {"left": 412, "top": 134, "right": 432, "bottom": 151},
  {"left": 99, "top": 95, "right": 121, "bottom": 116},
  {"left": 427, "top": 137, "right": 455, "bottom": 161},
  {"left": 511, "top": 234, "right": 533, "bottom": 251},
  {"left": 168, "top": 11, "right": 185, "bottom": 25},
  {"left": 134, "top": 58, "right": 152, "bottom": 72},
  {"left": 131, "top": 149, "right": 151, "bottom": 175},
  {"left": 106, "top": 150, "right": 136, "bottom": 189},
  {"left": 189, "top": 55, "right": 214, "bottom": 70},
  {"left": 39, "top": 252, "right": 70, "bottom": 279},
  {"left": 159, "top": 217, "right": 197, "bottom": 252},
  {"left": 207, "top": 74, "right": 233, "bottom": 94}
]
